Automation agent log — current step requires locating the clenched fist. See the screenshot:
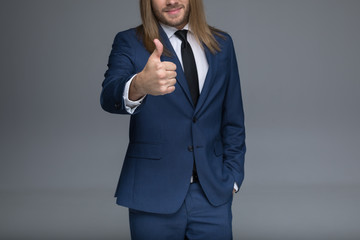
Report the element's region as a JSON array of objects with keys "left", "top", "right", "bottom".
[{"left": 129, "top": 39, "right": 177, "bottom": 101}]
